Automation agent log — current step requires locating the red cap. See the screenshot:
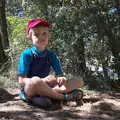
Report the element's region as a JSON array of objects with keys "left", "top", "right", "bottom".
[{"left": 26, "top": 19, "right": 51, "bottom": 33}]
